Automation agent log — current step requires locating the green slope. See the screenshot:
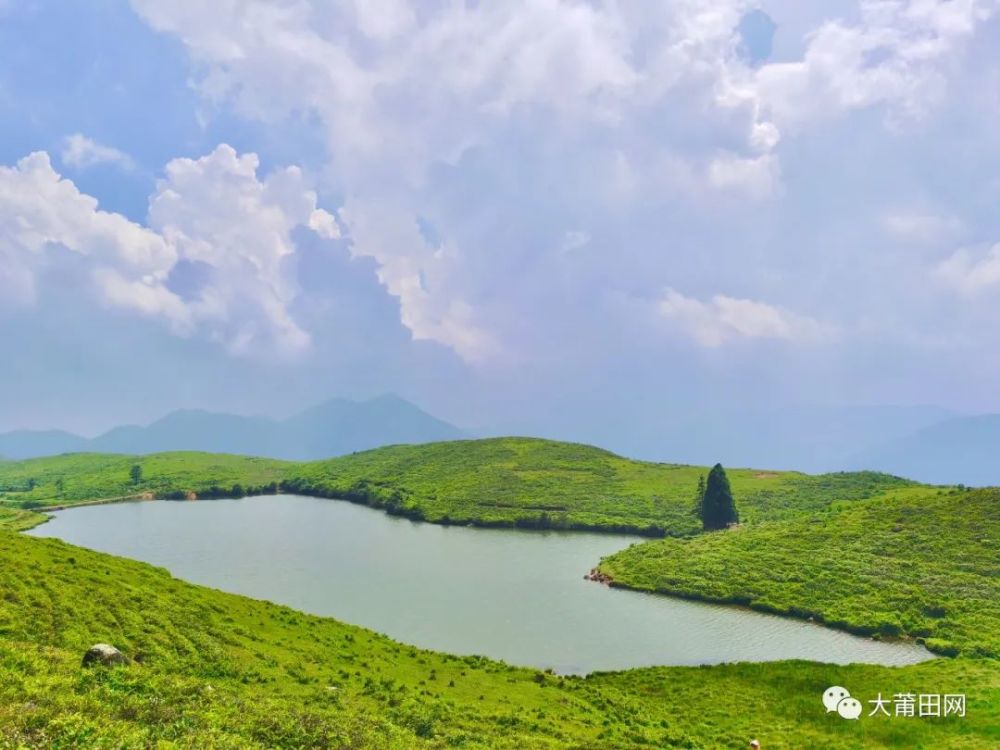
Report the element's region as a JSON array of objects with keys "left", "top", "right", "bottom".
[
  {"left": 599, "top": 488, "right": 1000, "bottom": 659},
  {"left": 1, "top": 530, "right": 997, "bottom": 749},
  {"left": 284, "top": 438, "right": 924, "bottom": 534},
  {"left": 0, "top": 452, "right": 288, "bottom": 512},
  {"left": 1, "top": 438, "right": 919, "bottom": 536},
  {"left": 1, "top": 438, "right": 997, "bottom": 746},
  {"left": 0, "top": 506, "right": 45, "bottom": 532}
]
